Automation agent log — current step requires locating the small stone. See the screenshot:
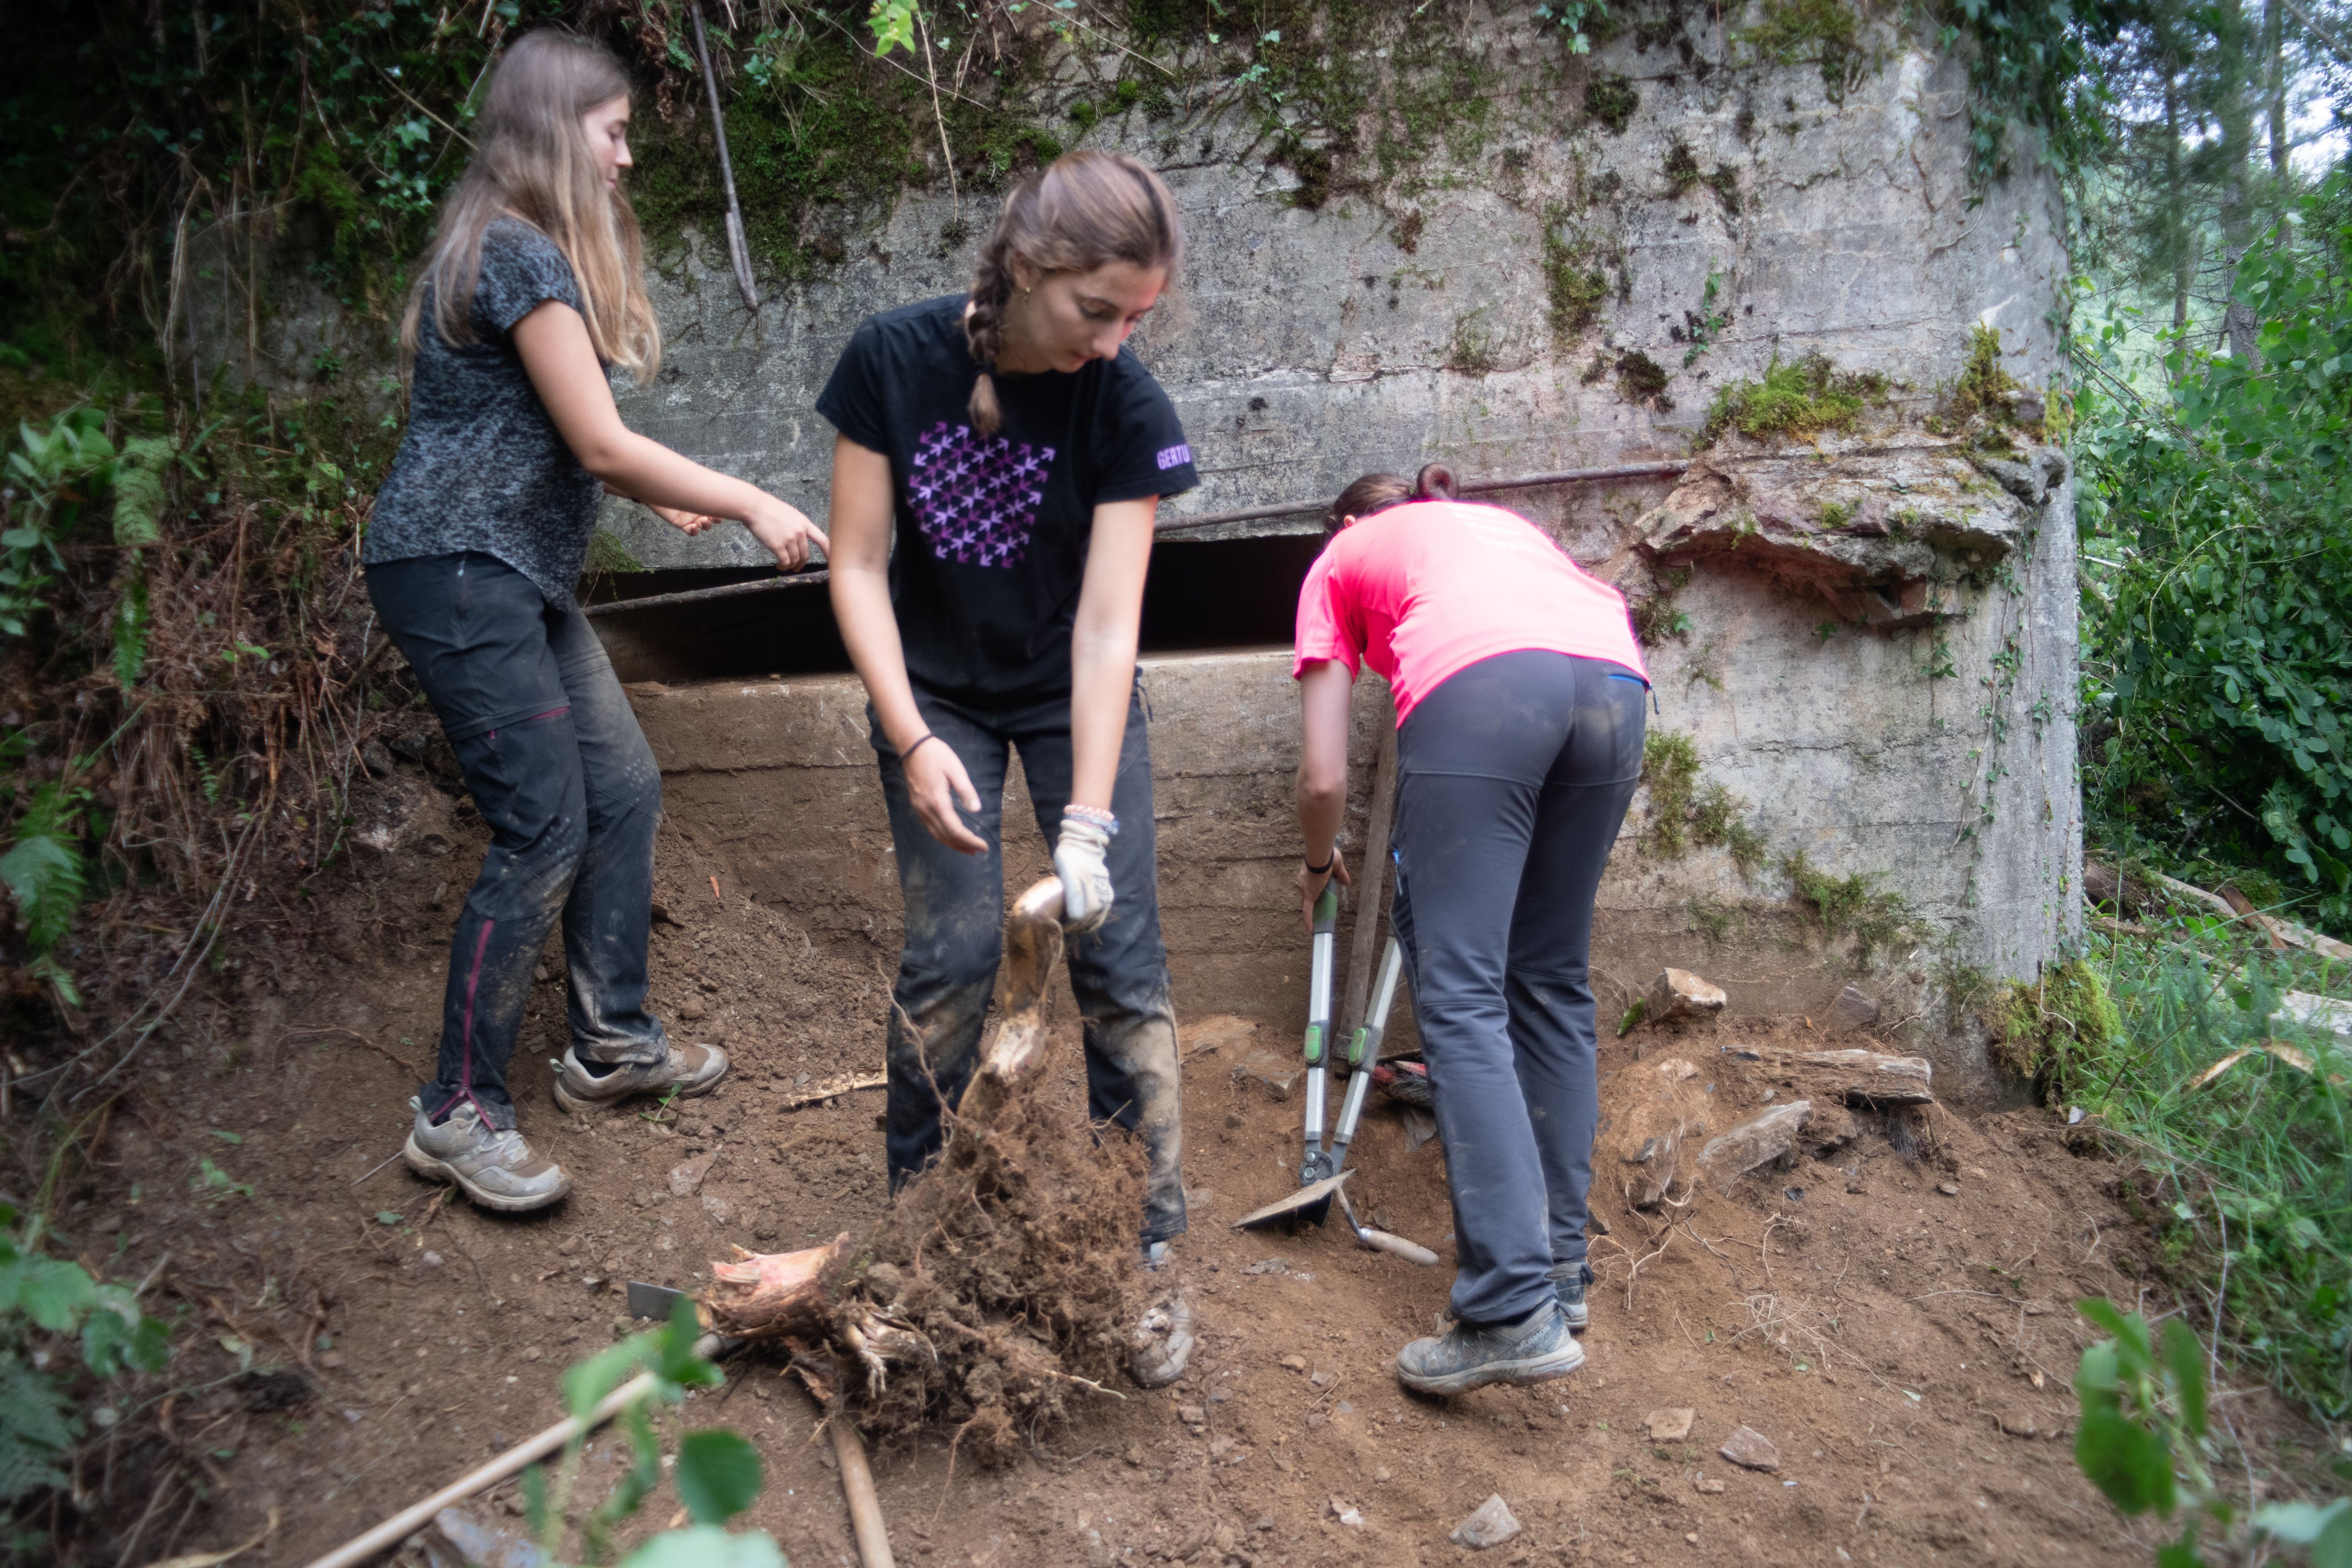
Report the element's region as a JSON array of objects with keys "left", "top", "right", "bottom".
[
  {"left": 1178, "top": 1404, "right": 1207, "bottom": 1426},
  {"left": 1938, "top": 1182, "right": 1960, "bottom": 1197},
  {"left": 1685, "top": 1533, "right": 1700, "bottom": 1545},
  {"left": 1209, "top": 1386, "right": 1233, "bottom": 1404},
  {"left": 679, "top": 997, "right": 708, "bottom": 1021},
  {"left": 1245, "top": 1257, "right": 1291, "bottom": 1277},
  {"left": 1309, "top": 1371, "right": 1332, "bottom": 1388},
  {"left": 1719, "top": 1426, "right": 1780, "bottom": 1471},
  {"left": 362, "top": 740, "right": 396, "bottom": 777},
  {"left": 1233, "top": 1048, "right": 1303, "bottom": 1099},
  {"left": 1255, "top": 1516, "right": 1275, "bottom": 1533},
  {"left": 1279, "top": 1353, "right": 1309, "bottom": 1371},
  {"left": 1212, "top": 1525, "right": 1238, "bottom": 1553},
  {"left": 669, "top": 1153, "right": 718, "bottom": 1197},
  {"left": 1830, "top": 985, "right": 1880, "bottom": 1028},
  {"left": 420, "top": 1251, "right": 445, "bottom": 1269},
  {"left": 1693, "top": 1475, "right": 1726, "bottom": 1494},
  {"left": 317, "top": 1352, "right": 345, "bottom": 1370},
  {"left": 1646, "top": 968, "right": 1729, "bottom": 1027},
  {"left": 1449, "top": 1494, "right": 1522, "bottom": 1550},
  {"left": 1644, "top": 1407, "right": 1696, "bottom": 1443},
  {"left": 521, "top": 1346, "right": 543, "bottom": 1362},
  {"left": 557, "top": 1236, "right": 581, "bottom": 1256}
]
